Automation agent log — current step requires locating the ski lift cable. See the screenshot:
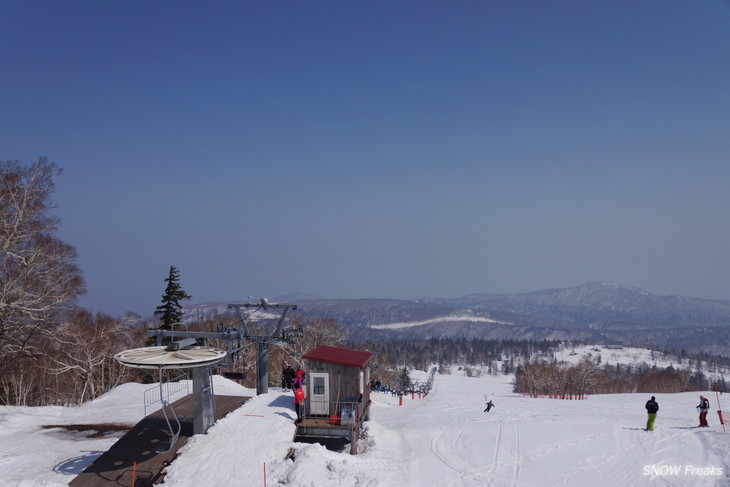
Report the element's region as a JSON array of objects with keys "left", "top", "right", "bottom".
[{"left": 224, "top": 304, "right": 264, "bottom": 330}]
